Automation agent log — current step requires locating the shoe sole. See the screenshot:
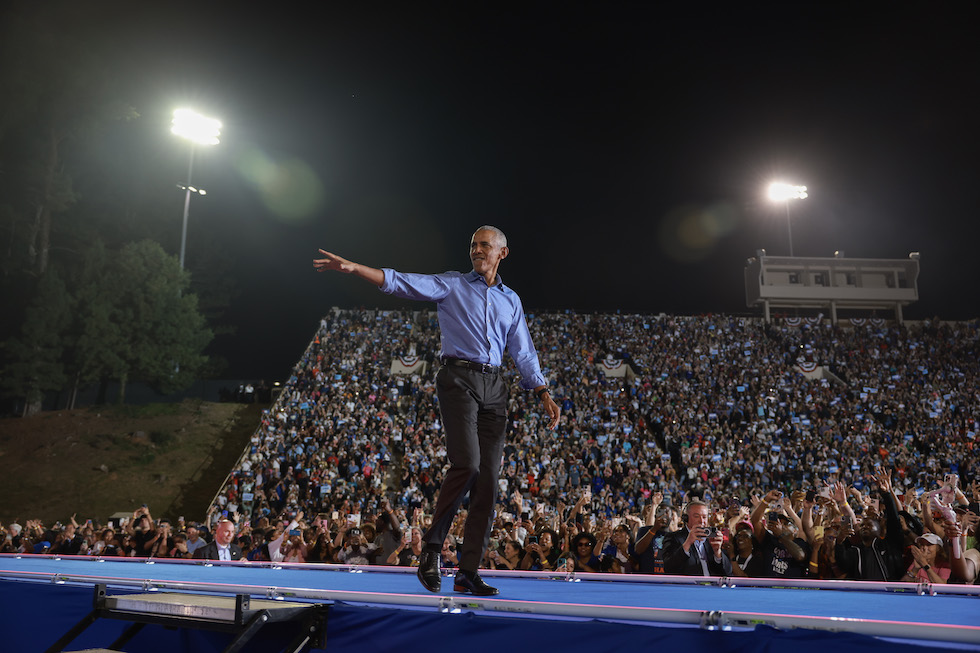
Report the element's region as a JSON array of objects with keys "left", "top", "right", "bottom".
[{"left": 453, "top": 584, "right": 499, "bottom": 596}]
